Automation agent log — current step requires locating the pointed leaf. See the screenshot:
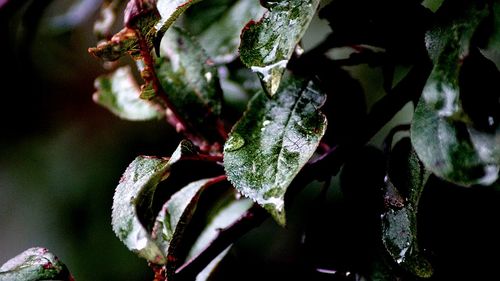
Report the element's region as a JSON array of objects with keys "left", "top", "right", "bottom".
[
  {"left": 111, "top": 140, "right": 200, "bottom": 264},
  {"left": 239, "top": 0, "right": 320, "bottom": 95},
  {"left": 190, "top": 0, "right": 265, "bottom": 64},
  {"left": 0, "top": 248, "right": 73, "bottom": 281},
  {"left": 152, "top": 176, "right": 227, "bottom": 279},
  {"left": 223, "top": 75, "right": 327, "bottom": 225},
  {"left": 156, "top": 27, "right": 223, "bottom": 141},
  {"left": 381, "top": 139, "right": 433, "bottom": 278},
  {"left": 93, "top": 66, "right": 164, "bottom": 121}
]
